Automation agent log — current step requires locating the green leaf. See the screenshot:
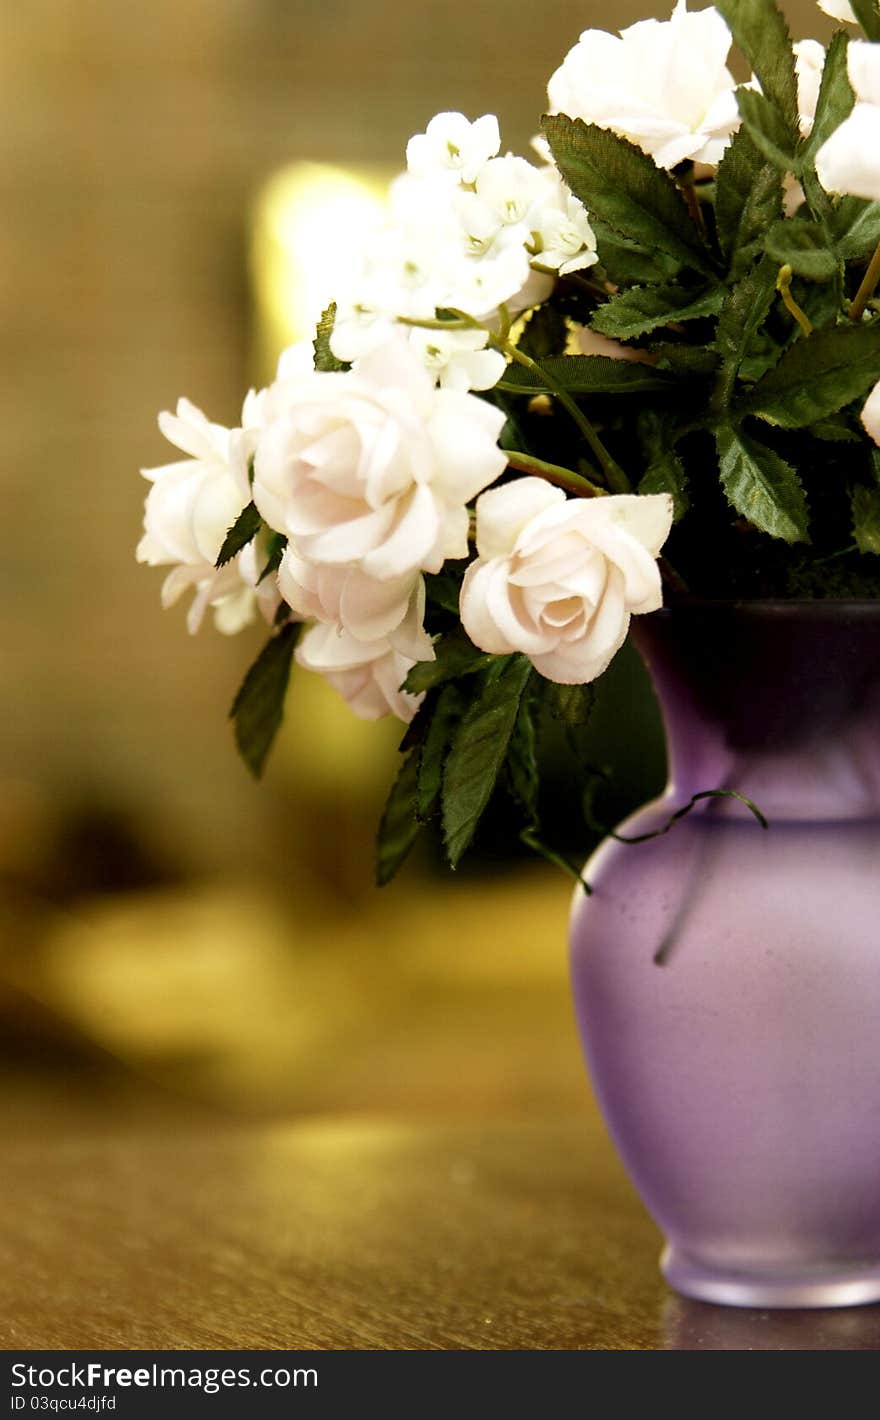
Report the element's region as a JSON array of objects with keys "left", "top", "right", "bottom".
[
  {"left": 591, "top": 283, "right": 723, "bottom": 339},
  {"left": 592, "top": 220, "right": 683, "bottom": 286},
  {"left": 716, "top": 423, "right": 809, "bottom": 542},
  {"left": 545, "top": 681, "right": 596, "bottom": 727},
  {"left": 764, "top": 218, "right": 840, "bottom": 282},
  {"left": 715, "top": 128, "right": 784, "bottom": 277},
  {"left": 257, "top": 532, "right": 287, "bottom": 584},
  {"left": 852, "top": 484, "right": 880, "bottom": 552},
  {"left": 834, "top": 197, "right": 880, "bottom": 262},
  {"left": 376, "top": 751, "right": 422, "bottom": 886},
  {"left": 441, "top": 656, "right": 533, "bottom": 868},
  {"left": 849, "top": 0, "right": 880, "bottom": 42},
  {"left": 517, "top": 303, "right": 569, "bottom": 359},
  {"left": 313, "top": 302, "right": 350, "bottom": 373},
  {"left": 416, "top": 683, "right": 466, "bottom": 823},
  {"left": 402, "top": 630, "right": 493, "bottom": 694},
  {"left": 713, "top": 256, "right": 779, "bottom": 410},
  {"left": 423, "top": 568, "right": 465, "bottom": 616},
  {"left": 229, "top": 622, "right": 300, "bottom": 777},
  {"left": 216, "top": 501, "right": 262, "bottom": 569},
  {"left": 639, "top": 449, "right": 690, "bottom": 521},
  {"left": 499, "top": 353, "right": 677, "bottom": 396},
  {"left": 734, "top": 88, "right": 800, "bottom": 173},
  {"left": 740, "top": 320, "right": 880, "bottom": 427},
  {"left": 506, "top": 690, "right": 540, "bottom": 829},
  {"left": 808, "top": 413, "right": 861, "bottom": 441},
  {"left": 802, "top": 31, "right": 855, "bottom": 162},
  {"left": 541, "top": 115, "right": 716, "bottom": 276},
  {"left": 650, "top": 343, "right": 720, "bottom": 375},
  {"left": 715, "top": 0, "right": 799, "bottom": 134}
]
